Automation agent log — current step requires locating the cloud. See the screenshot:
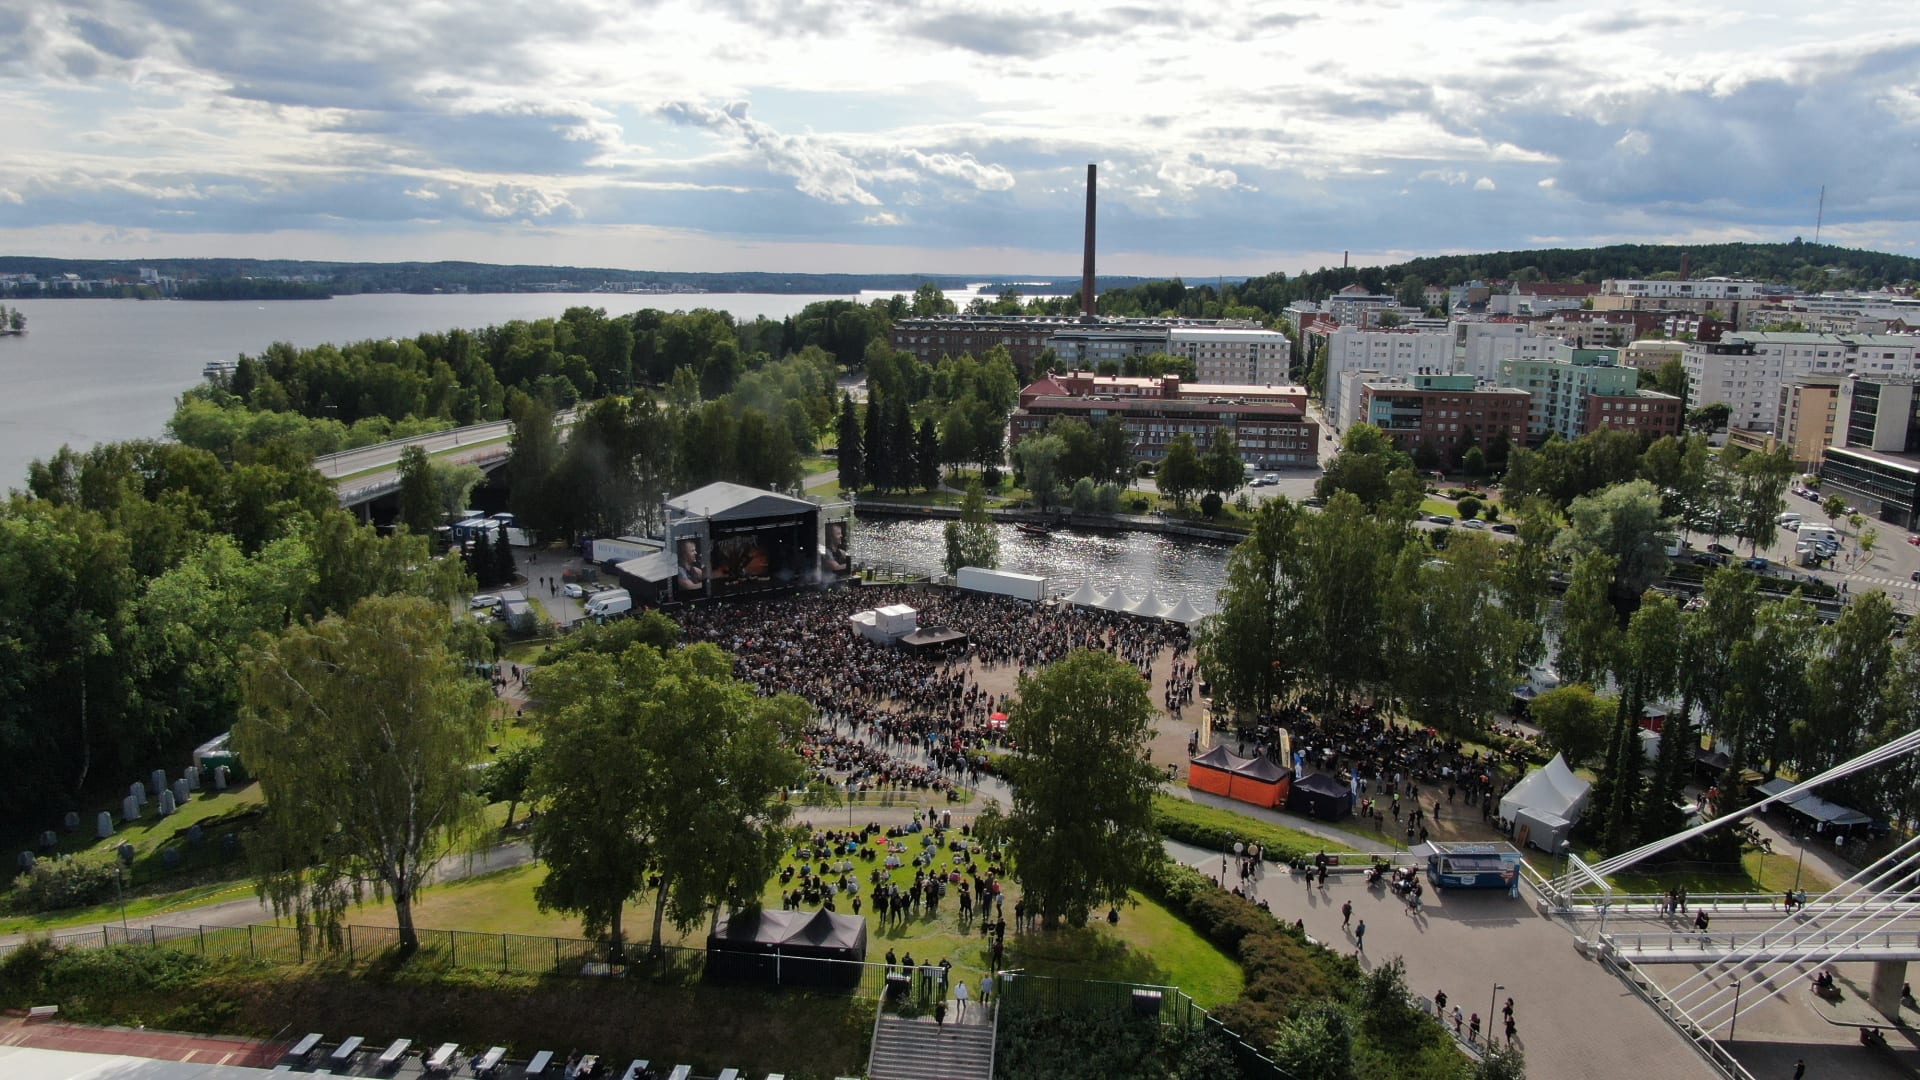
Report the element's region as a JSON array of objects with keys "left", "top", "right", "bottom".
[
  {"left": 659, "top": 100, "right": 880, "bottom": 205},
  {"left": 863, "top": 211, "right": 905, "bottom": 226},
  {"left": 895, "top": 150, "right": 1016, "bottom": 191},
  {"left": 1474, "top": 177, "right": 1496, "bottom": 191}
]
